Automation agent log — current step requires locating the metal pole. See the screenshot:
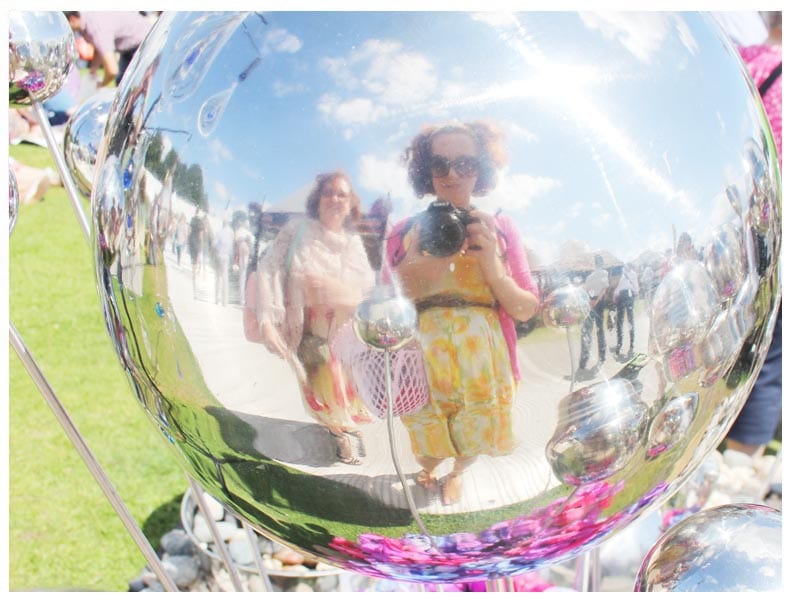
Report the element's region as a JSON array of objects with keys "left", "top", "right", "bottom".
[
  {"left": 9, "top": 321, "right": 179, "bottom": 592},
  {"left": 384, "top": 350, "right": 433, "bottom": 541},
  {"left": 243, "top": 522, "right": 274, "bottom": 592},
  {"left": 29, "top": 100, "right": 91, "bottom": 242},
  {"left": 188, "top": 479, "right": 245, "bottom": 592}
]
